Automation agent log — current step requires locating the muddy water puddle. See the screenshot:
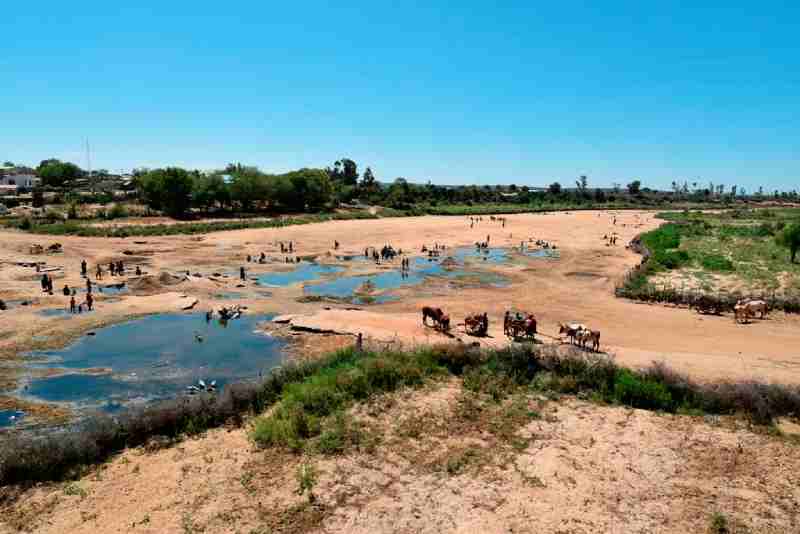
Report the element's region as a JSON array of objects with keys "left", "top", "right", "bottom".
[
  {"left": 525, "top": 248, "right": 560, "bottom": 259},
  {"left": 305, "top": 249, "right": 512, "bottom": 302},
  {"left": 18, "top": 313, "right": 285, "bottom": 416},
  {"left": 253, "top": 245, "right": 546, "bottom": 303},
  {"left": 255, "top": 263, "right": 344, "bottom": 287}
]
